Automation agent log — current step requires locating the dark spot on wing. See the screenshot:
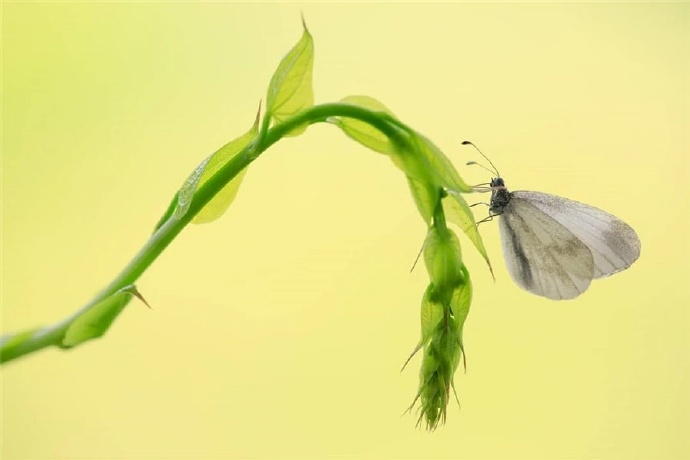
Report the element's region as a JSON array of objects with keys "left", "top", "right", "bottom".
[{"left": 505, "top": 215, "right": 533, "bottom": 287}]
